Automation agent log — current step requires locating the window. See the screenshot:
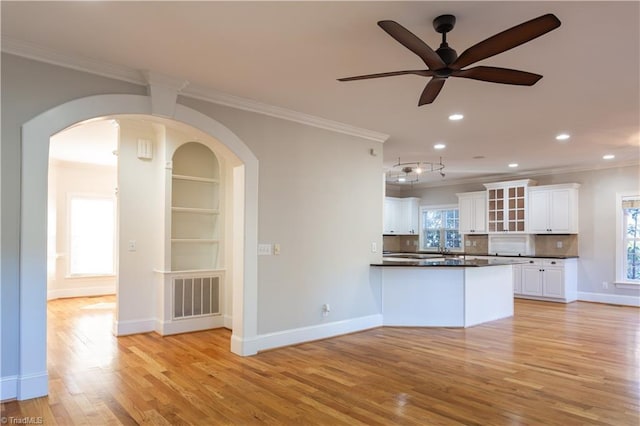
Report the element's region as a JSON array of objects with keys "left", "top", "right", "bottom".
[
  {"left": 617, "top": 194, "right": 640, "bottom": 285},
  {"left": 69, "top": 195, "right": 115, "bottom": 276},
  {"left": 420, "top": 205, "right": 461, "bottom": 251}
]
